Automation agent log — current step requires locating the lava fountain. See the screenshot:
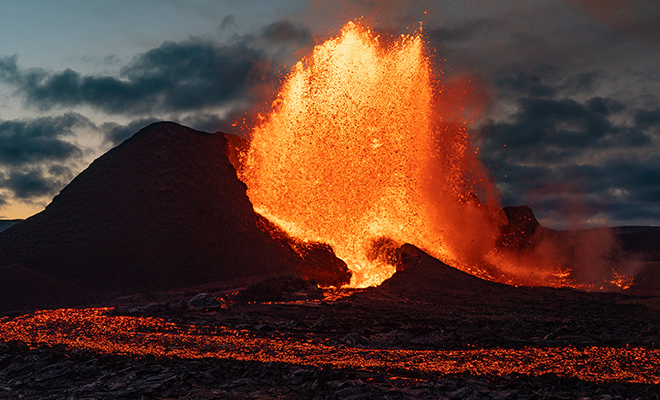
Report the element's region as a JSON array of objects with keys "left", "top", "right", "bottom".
[{"left": 242, "top": 21, "right": 513, "bottom": 287}]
